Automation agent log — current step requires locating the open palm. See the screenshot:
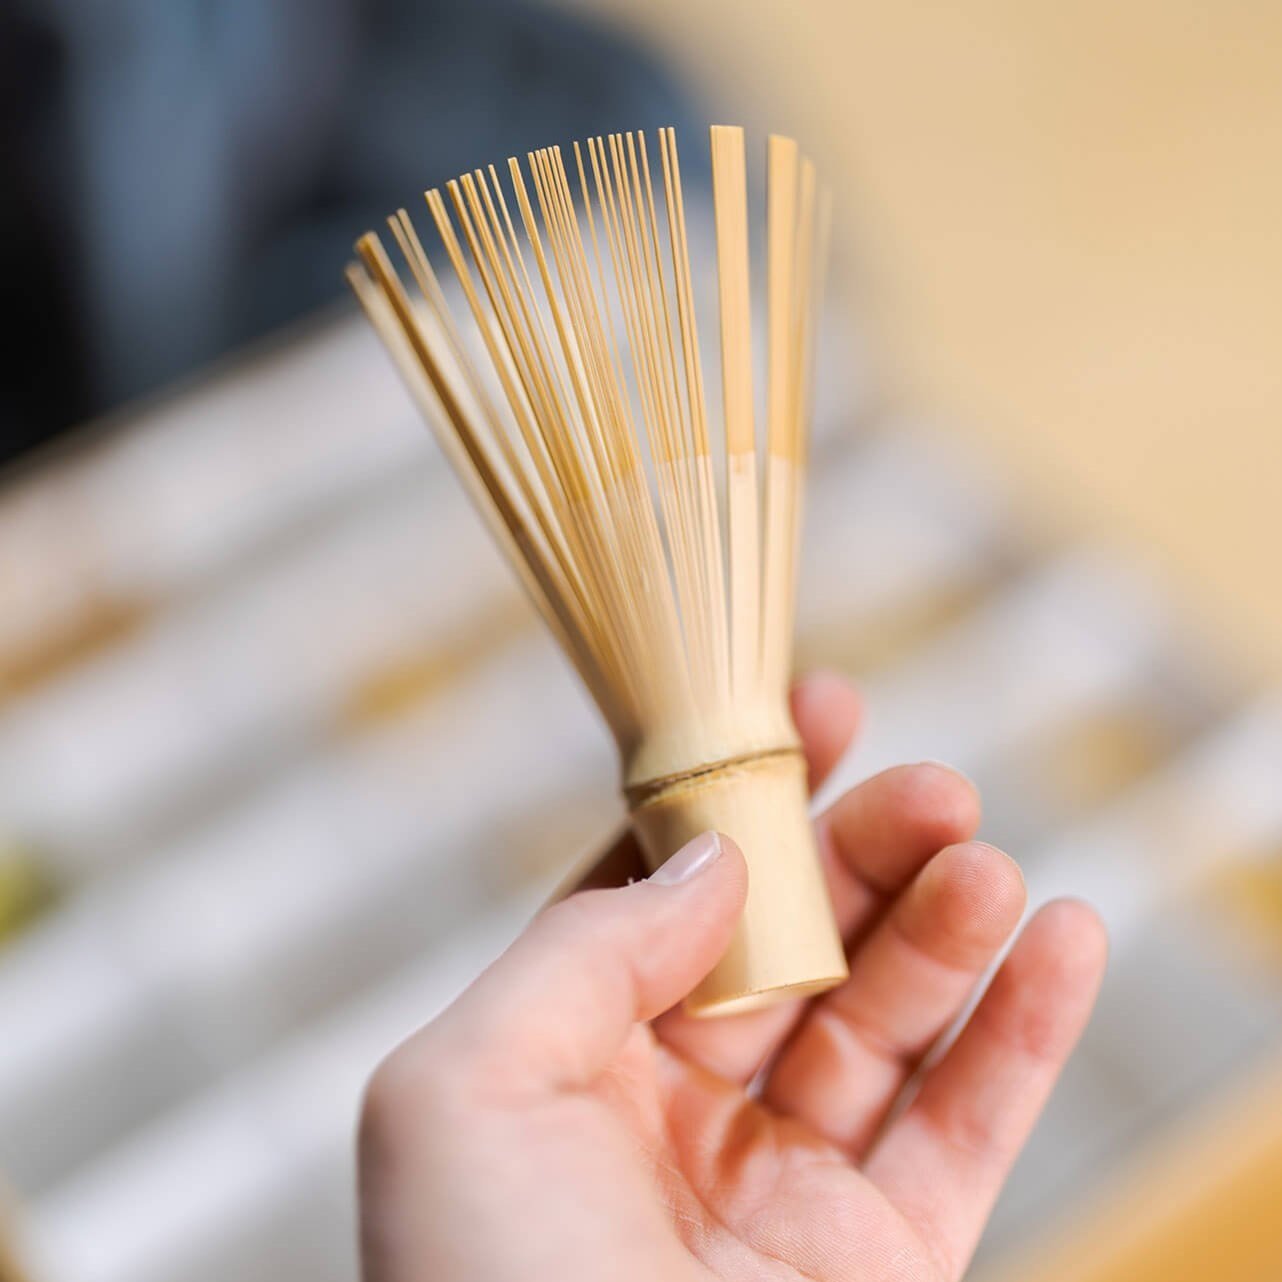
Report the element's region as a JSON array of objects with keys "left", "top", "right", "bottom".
[{"left": 358, "top": 674, "right": 1106, "bottom": 1281}]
